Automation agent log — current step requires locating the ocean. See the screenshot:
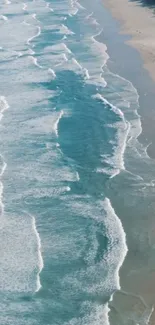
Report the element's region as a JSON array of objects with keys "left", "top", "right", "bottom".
[{"left": 1, "top": 0, "right": 155, "bottom": 324}]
